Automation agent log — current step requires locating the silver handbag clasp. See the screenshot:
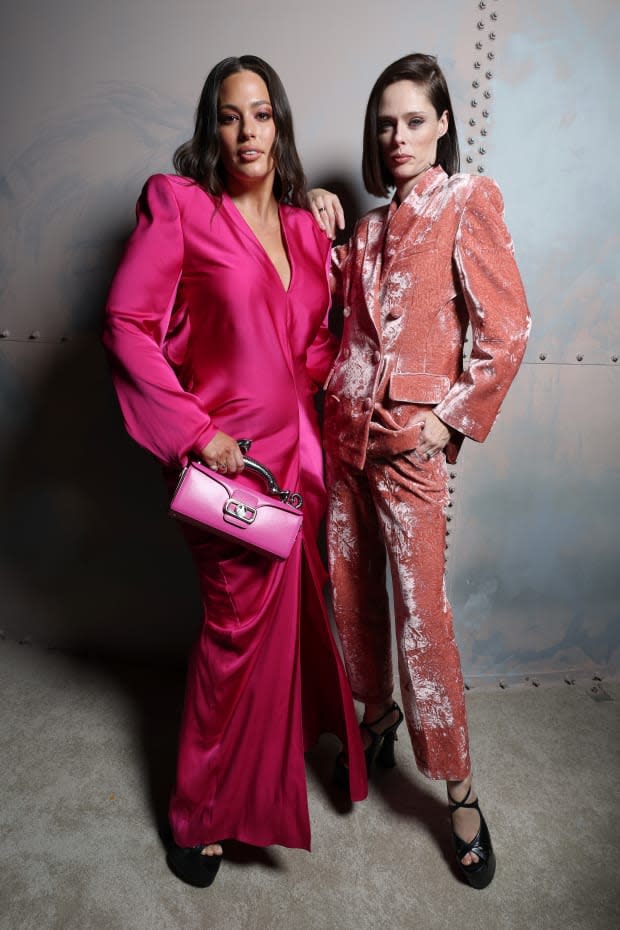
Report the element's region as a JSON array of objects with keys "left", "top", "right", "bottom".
[{"left": 224, "top": 498, "right": 257, "bottom": 525}]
